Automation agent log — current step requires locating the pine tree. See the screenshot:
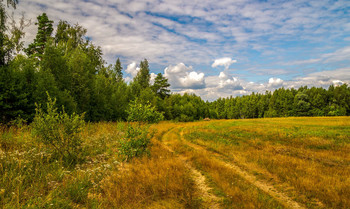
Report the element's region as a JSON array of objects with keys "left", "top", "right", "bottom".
[
  {"left": 152, "top": 73, "right": 170, "bottom": 99},
  {"left": 114, "top": 58, "right": 123, "bottom": 82},
  {"left": 134, "top": 59, "right": 150, "bottom": 89},
  {"left": 26, "top": 13, "right": 53, "bottom": 59}
]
